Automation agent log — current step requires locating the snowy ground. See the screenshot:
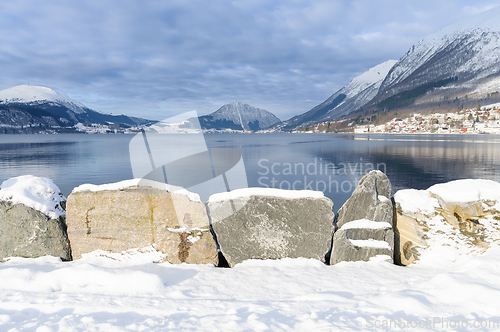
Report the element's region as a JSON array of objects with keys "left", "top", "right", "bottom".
[{"left": 1, "top": 245, "right": 500, "bottom": 331}]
